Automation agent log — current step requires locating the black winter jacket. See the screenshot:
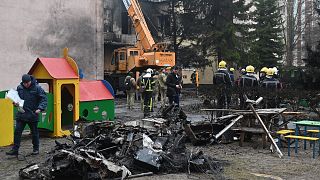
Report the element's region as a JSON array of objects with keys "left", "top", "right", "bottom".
[
  {"left": 16, "top": 76, "right": 47, "bottom": 122},
  {"left": 166, "top": 72, "right": 180, "bottom": 97}
]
